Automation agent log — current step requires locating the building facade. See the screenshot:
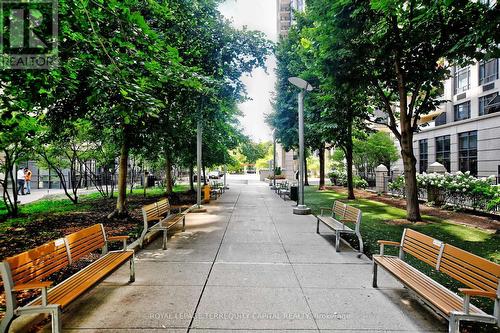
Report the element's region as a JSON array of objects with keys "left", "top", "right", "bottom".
[
  {"left": 274, "top": 0, "right": 306, "bottom": 180},
  {"left": 413, "top": 58, "right": 500, "bottom": 179},
  {"left": 277, "top": 0, "right": 305, "bottom": 38}
]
